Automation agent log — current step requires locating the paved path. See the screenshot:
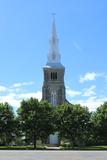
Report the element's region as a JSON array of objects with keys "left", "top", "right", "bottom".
[{"left": 0, "top": 150, "right": 107, "bottom": 160}]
